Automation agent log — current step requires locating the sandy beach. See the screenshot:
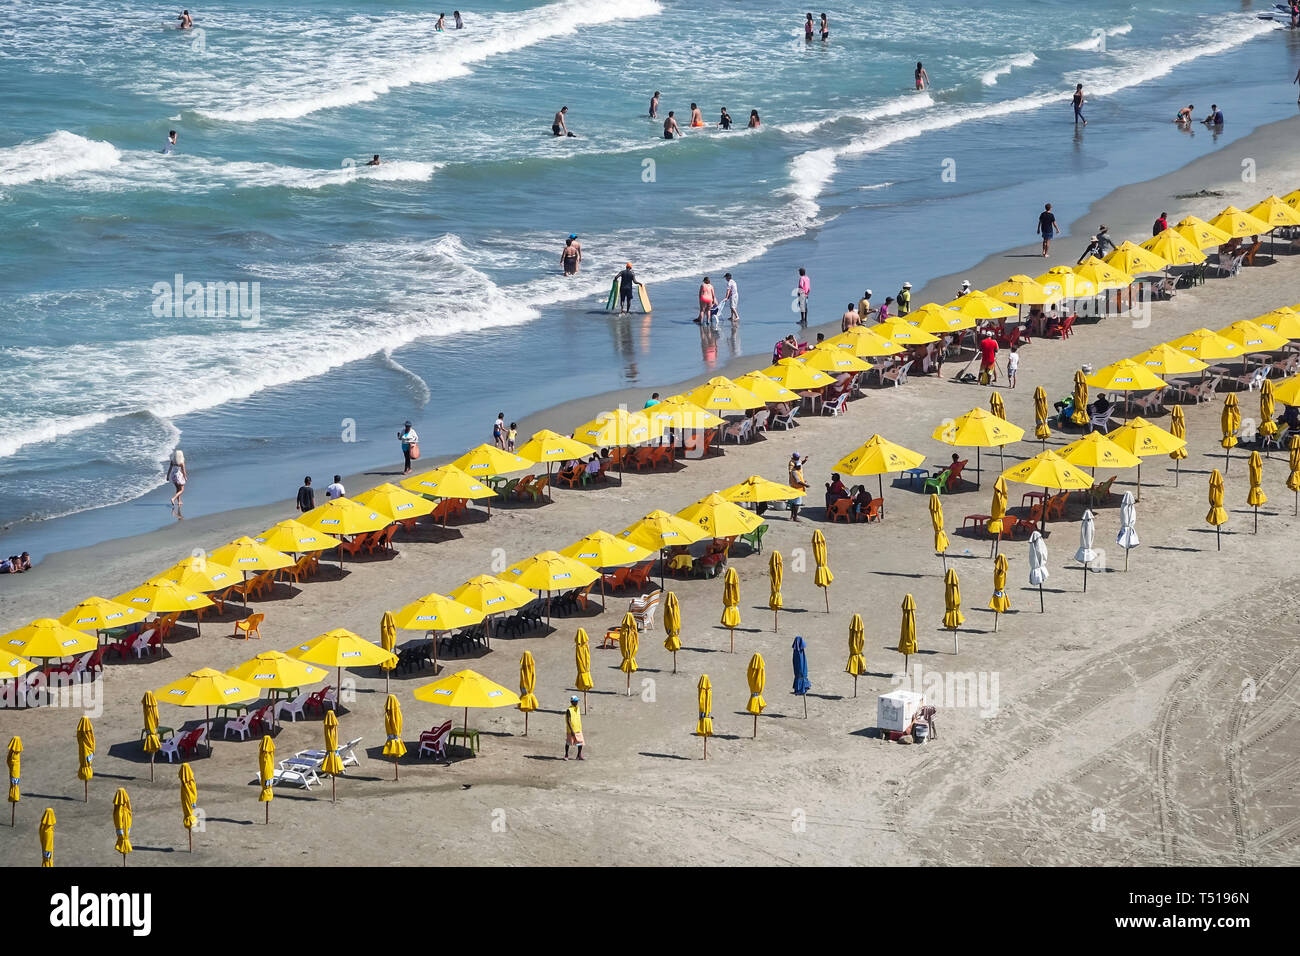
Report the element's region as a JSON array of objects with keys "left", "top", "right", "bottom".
[{"left": 3, "top": 115, "right": 1300, "bottom": 869}]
